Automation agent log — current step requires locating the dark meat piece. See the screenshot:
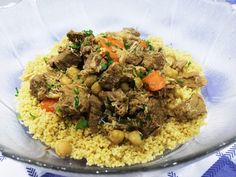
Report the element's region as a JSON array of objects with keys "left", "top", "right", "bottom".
[
  {"left": 30, "top": 74, "right": 48, "bottom": 101},
  {"left": 173, "top": 60, "right": 187, "bottom": 70},
  {"left": 105, "top": 89, "right": 128, "bottom": 117},
  {"left": 142, "top": 51, "right": 165, "bottom": 70},
  {"left": 67, "top": 30, "right": 86, "bottom": 43},
  {"left": 128, "top": 91, "right": 150, "bottom": 115},
  {"left": 83, "top": 53, "right": 106, "bottom": 73},
  {"left": 173, "top": 93, "right": 207, "bottom": 121},
  {"left": 124, "top": 53, "right": 143, "bottom": 66},
  {"left": 57, "top": 87, "right": 89, "bottom": 118},
  {"left": 80, "top": 35, "right": 96, "bottom": 56},
  {"left": 88, "top": 95, "right": 103, "bottom": 132},
  {"left": 50, "top": 50, "right": 82, "bottom": 71},
  {"left": 99, "top": 62, "right": 123, "bottom": 90},
  {"left": 122, "top": 28, "right": 140, "bottom": 37},
  {"left": 181, "top": 72, "right": 207, "bottom": 88}
]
